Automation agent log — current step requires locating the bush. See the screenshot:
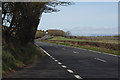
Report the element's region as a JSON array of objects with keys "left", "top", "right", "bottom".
[{"left": 2, "top": 43, "right": 44, "bottom": 76}]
